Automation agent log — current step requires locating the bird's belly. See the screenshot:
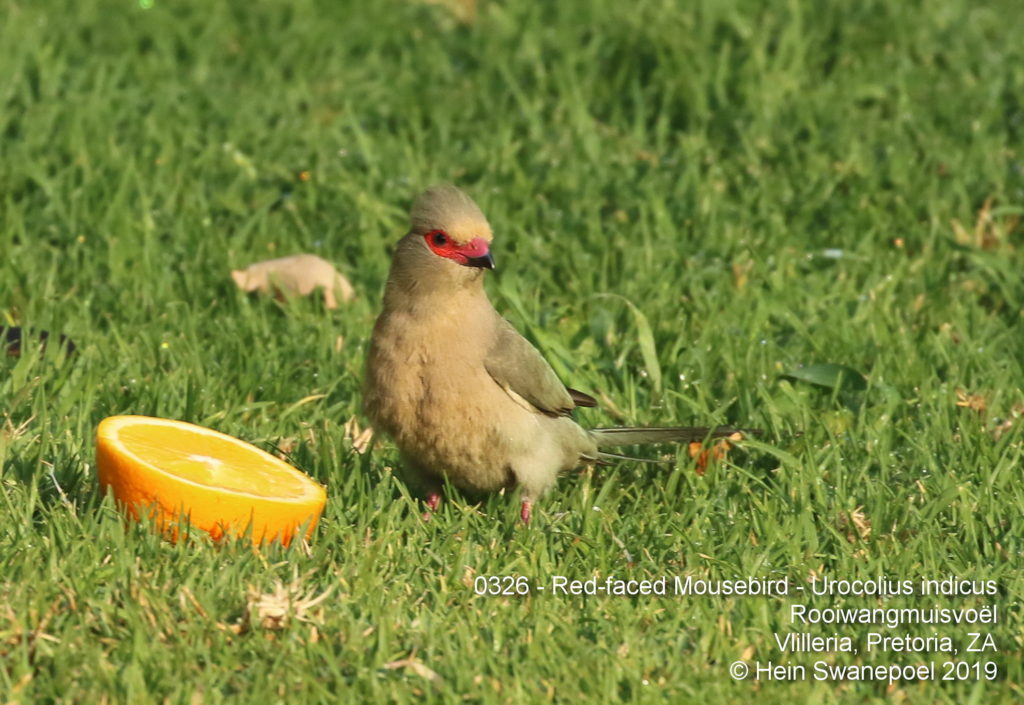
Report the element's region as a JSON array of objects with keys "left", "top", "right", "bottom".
[
  {"left": 416, "top": 376, "right": 533, "bottom": 491},
  {"left": 373, "top": 363, "right": 545, "bottom": 493}
]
